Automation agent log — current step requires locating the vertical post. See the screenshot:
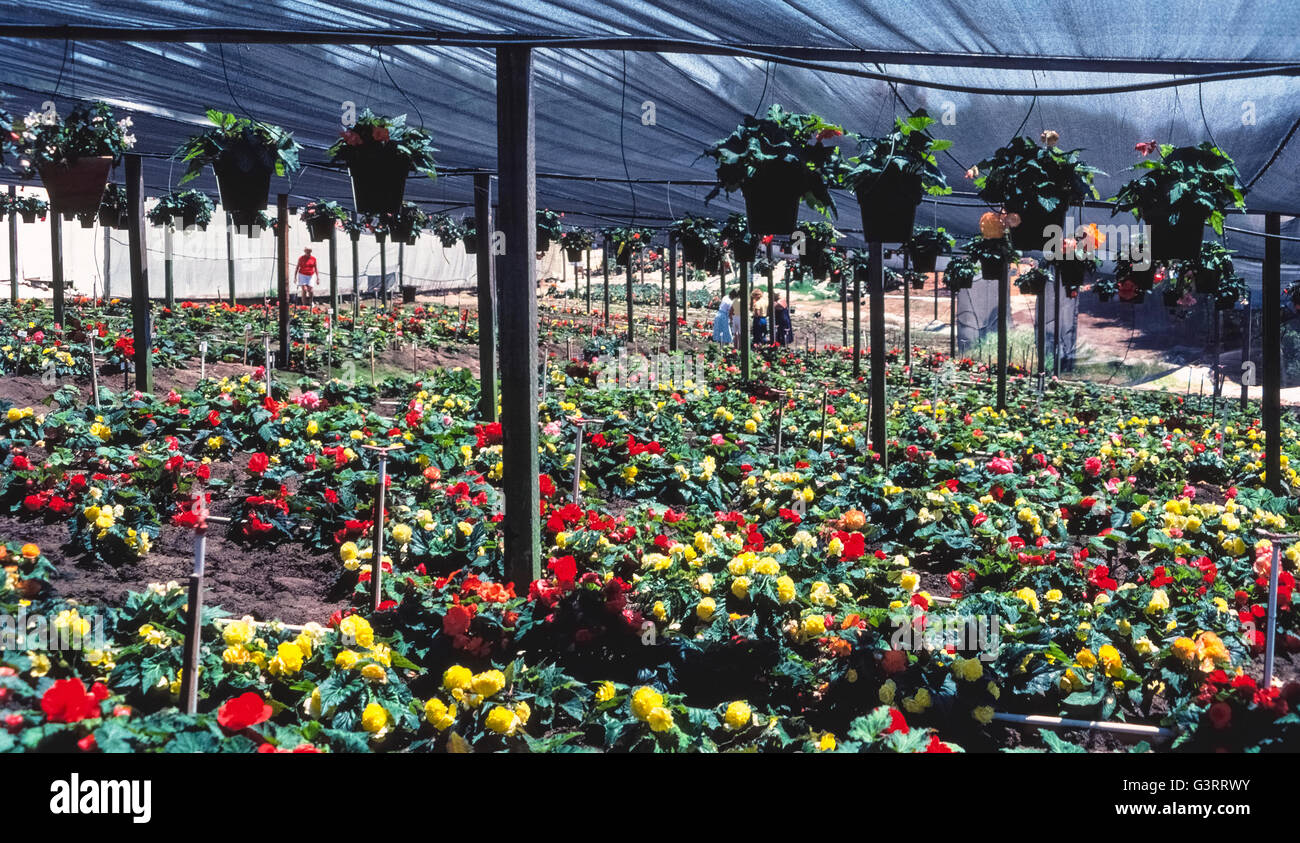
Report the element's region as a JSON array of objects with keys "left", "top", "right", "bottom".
[
  {"left": 328, "top": 225, "right": 338, "bottom": 316},
  {"left": 949, "top": 288, "right": 956, "bottom": 358},
  {"left": 101, "top": 224, "right": 111, "bottom": 302},
  {"left": 369, "top": 451, "right": 389, "bottom": 614},
  {"left": 766, "top": 241, "right": 775, "bottom": 345},
  {"left": 350, "top": 228, "right": 360, "bottom": 320},
  {"left": 1038, "top": 268, "right": 1050, "bottom": 394},
  {"left": 841, "top": 273, "right": 848, "bottom": 349},
  {"left": 50, "top": 208, "right": 64, "bottom": 325},
  {"left": 868, "top": 242, "right": 887, "bottom": 466},
  {"left": 903, "top": 252, "right": 912, "bottom": 373},
  {"left": 1241, "top": 291, "right": 1252, "bottom": 410},
  {"left": 997, "top": 258, "right": 1009, "bottom": 410},
  {"left": 852, "top": 261, "right": 862, "bottom": 379},
  {"left": 625, "top": 245, "right": 634, "bottom": 344},
  {"left": 180, "top": 525, "right": 206, "bottom": 715},
  {"left": 398, "top": 239, "right": 405, "bottom": 295},
  {"left": 668, "top": 233, "right": 678, "bottom": 351},
  {"left": 739, "top": 257, "right": 751, "bottom": 379},
  {"left": 497, "top": 45, "right": 541, "bottom": 586},
  {"left": 585, "top": 248, "right": 592, "bottom": 314},
  {"left": 378, "top": 235, "right": 388, "bottom": 309},
  {"left": 125, "top": 154, "right": 152, "bottom": 393},
  {"left": 163, "top": 222, "right": 174, "bottom": 308},
  {"left": 276, "top": 194, "right": 290, "bottom": 369},
  {"left": 571, "top": 422, "right": 585, "bottom": 504},
  {"left": 226, "top": 212, "right": 236, "bottom": 304},
  {"left": 1263, "top": 212, "right": 1281, "bottom": 495},
  {"left": 1264, "top": 540, "right": 1282, "bottom": 688},
  {"left": 7, "top": 186, "right": 16, "bottom": 304},
  {"left": 602, "top": 233, "right": 611, "bottom": 327},
  {"left": 474, "top": 173, "right": 498, "bottom": 422},
  {"left": 1052, "top": 270, "right": 1062, "bottom": 377}
]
